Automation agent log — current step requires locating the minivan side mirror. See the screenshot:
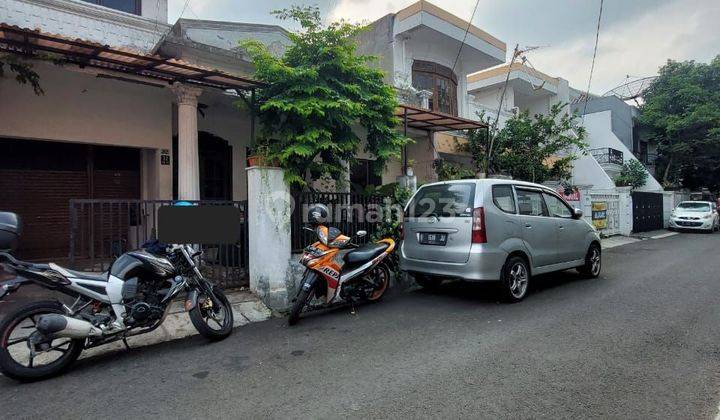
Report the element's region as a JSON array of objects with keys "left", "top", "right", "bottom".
[
  {"left": 356, "top": 230, "right": 367, "bottom": 238},
  {"left": 572, "top": 208, "right": 583, "bottom": 219}
]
